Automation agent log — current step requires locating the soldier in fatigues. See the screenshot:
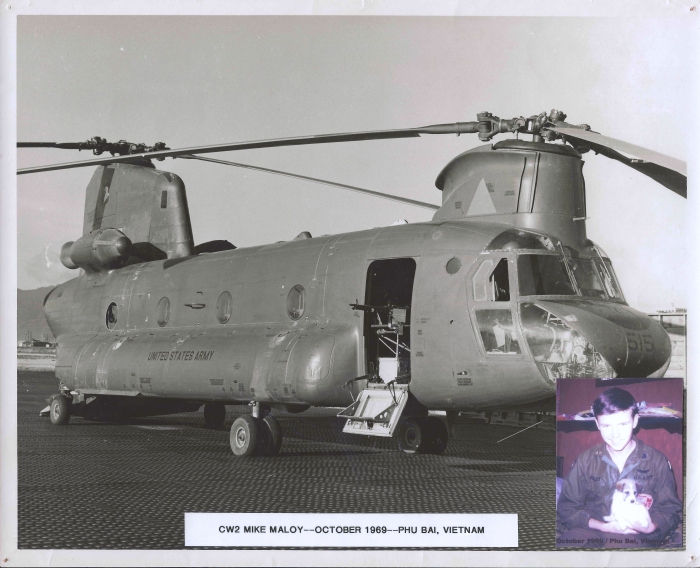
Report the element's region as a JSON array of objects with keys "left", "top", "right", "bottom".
[{"left": 556, "top": 387, "right": 682, "bottom": 548}]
